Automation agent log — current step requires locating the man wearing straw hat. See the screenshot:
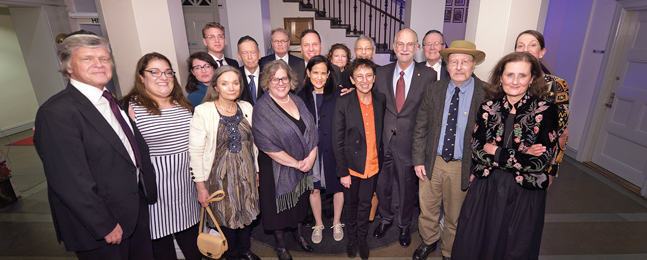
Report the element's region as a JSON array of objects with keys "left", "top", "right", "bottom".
[{"left": 411, "top": 40, "right": 486, "bottom": 260}]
